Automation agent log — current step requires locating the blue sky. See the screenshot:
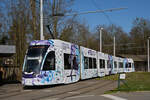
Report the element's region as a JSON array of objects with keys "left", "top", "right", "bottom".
[{"left": 71, "top": 0, "right": 150, "bottom": 33}]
